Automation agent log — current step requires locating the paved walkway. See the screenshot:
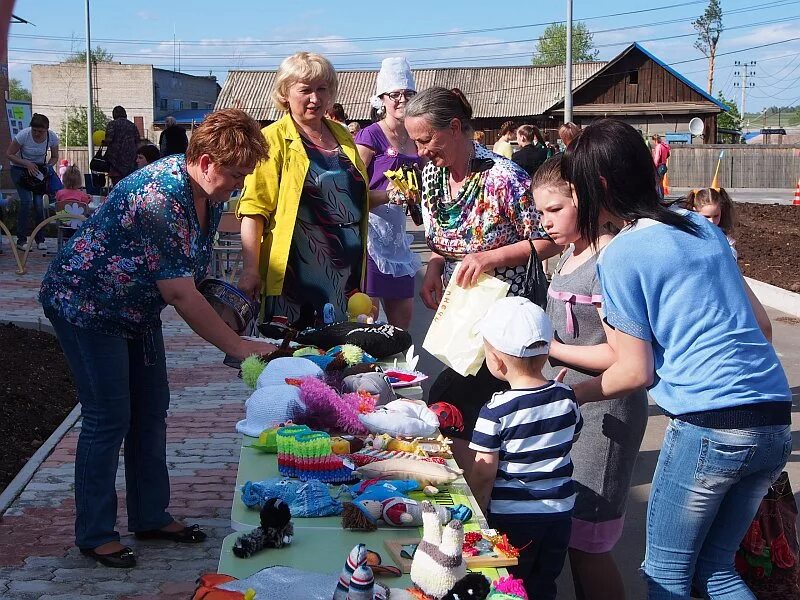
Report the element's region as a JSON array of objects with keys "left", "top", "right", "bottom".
[{"left": 0, "top": 240, "right": 250, "bottom": 600}]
